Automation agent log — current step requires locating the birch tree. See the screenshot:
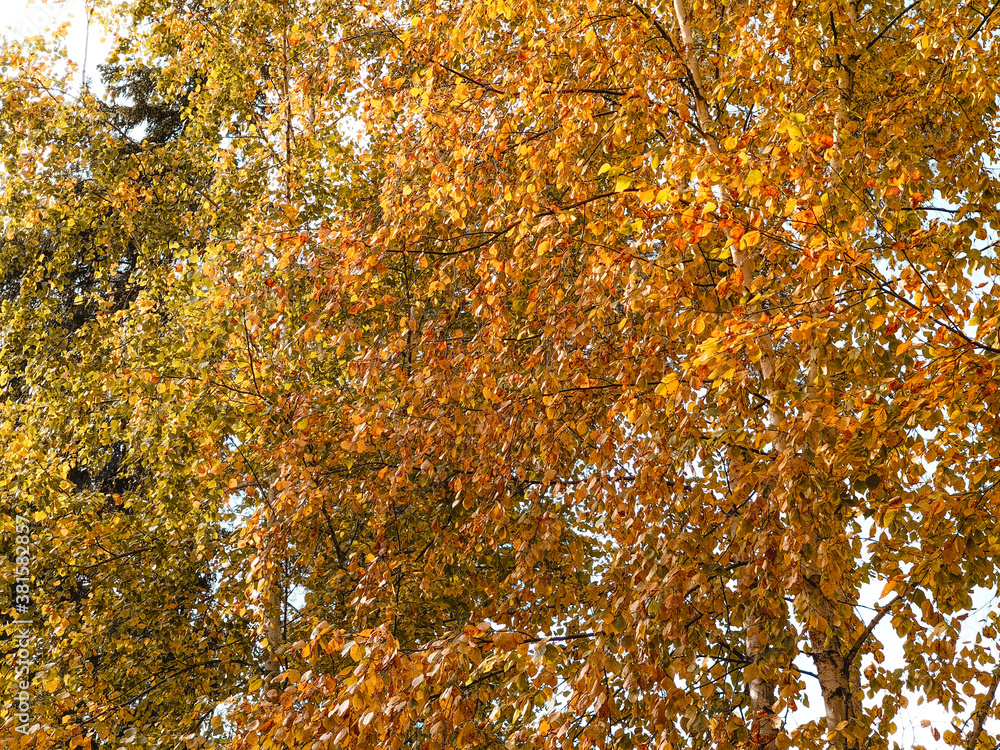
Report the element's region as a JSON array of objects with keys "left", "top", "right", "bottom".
[{"left": 6, "top": 1, "right": 1000, "bottom": 749}]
